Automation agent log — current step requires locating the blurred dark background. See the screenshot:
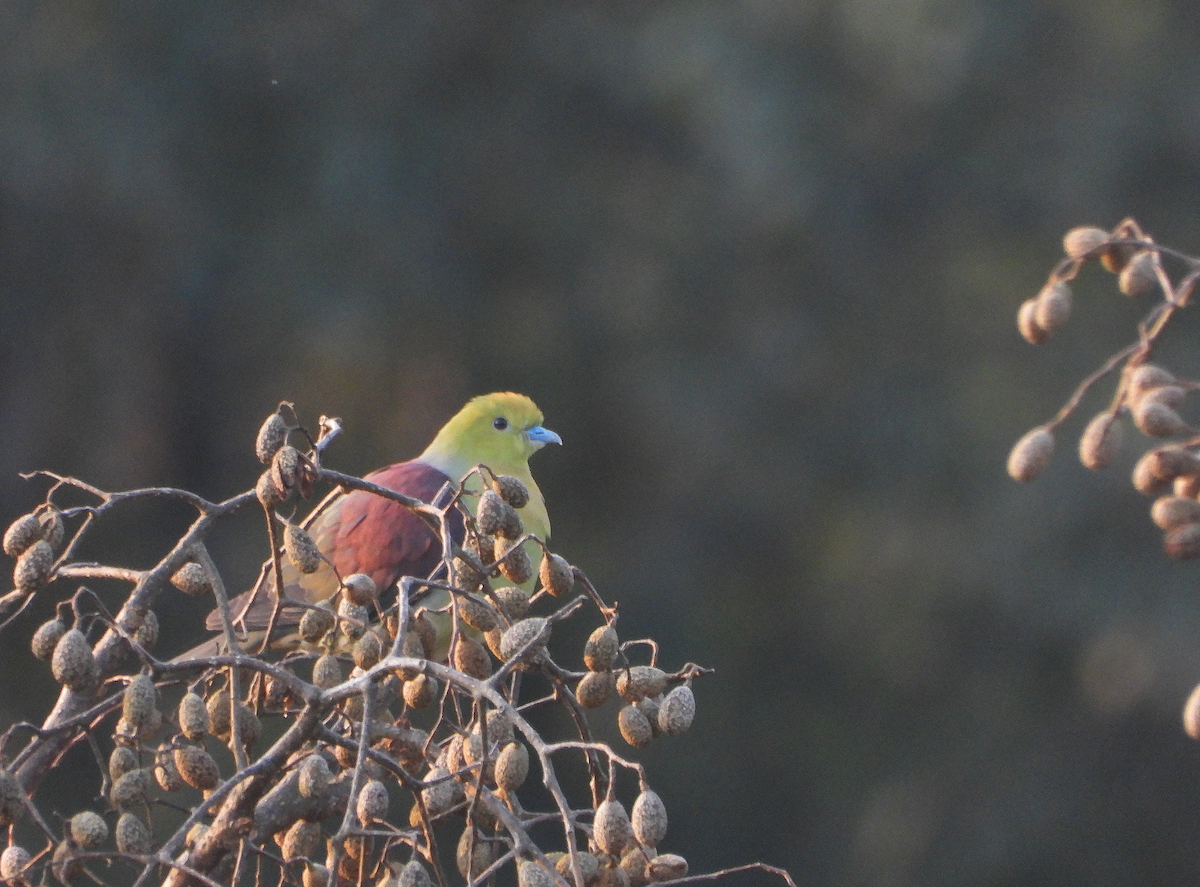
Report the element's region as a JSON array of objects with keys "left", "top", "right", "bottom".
[{"left": 6, "top": 1, "right": 1200, "bottom": 884}]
